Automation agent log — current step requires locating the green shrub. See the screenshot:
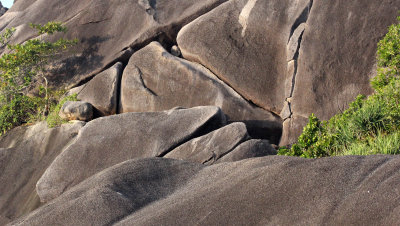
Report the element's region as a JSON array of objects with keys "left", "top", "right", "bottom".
[
  {"left": 371, "top": 16, "right": 400, "bottom": 90},
  {"left": 279, "top": 16, "right": 400, "bottom": 157},
  {"left": 0, "top": 22, "right": 77, "bottom": 134}
]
